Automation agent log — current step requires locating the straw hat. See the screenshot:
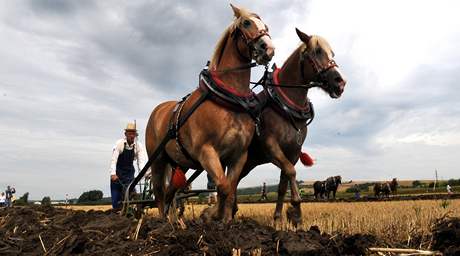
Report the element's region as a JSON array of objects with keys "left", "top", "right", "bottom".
[{"left": 125, "top": 122, "right": 137, "bottom": 132}]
